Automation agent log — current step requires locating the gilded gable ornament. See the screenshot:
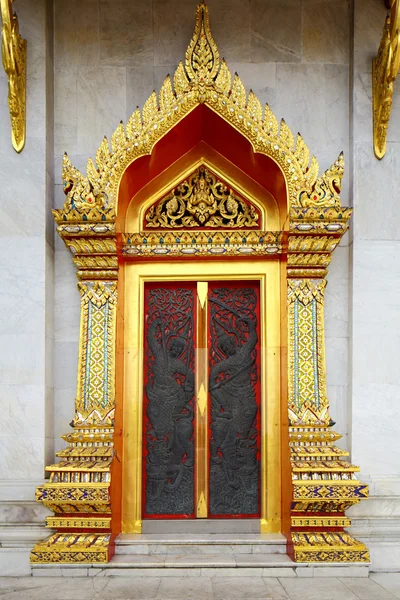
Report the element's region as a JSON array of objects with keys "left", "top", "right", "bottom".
[
  {"left": 56, "top": 0, "right": 345, "bottom": 221},
  {"left": 145, "top": 166, "right": 259, "bottom": 229},
  {"left": 1, "top": 0, "right": 26, "bottom": 153}
]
